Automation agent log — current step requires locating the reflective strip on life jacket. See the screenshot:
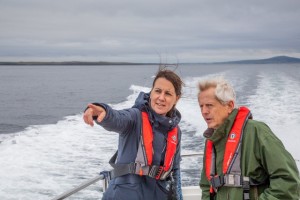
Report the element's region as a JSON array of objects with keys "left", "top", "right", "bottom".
[
  {"left": 205, "top": 140, "right": 216, "bottom": 194},
  {"left": 140, "top": 111, "right": 178, "bottom": 175},
  {"left": 205, "top": 106, "right": 251, "bottom": 188},
  {"left": 141, "top": 111, "right": 154, "bottom": 166},
  {"left": 205, "top": 139, "right": 215, "bottom": 180},
  {"left": 223, "top": 106, "right": 251, "bottom": 174}
]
